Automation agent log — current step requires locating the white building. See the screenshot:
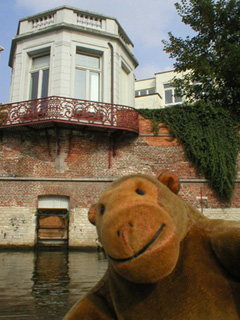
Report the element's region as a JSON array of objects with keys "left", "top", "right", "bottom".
[
  {"left": 135, "top": 70, "right": 185, "bottom": 109},
  {"left": 9, "top": 6, "right": 138, "bottom": 107},
  {"left": 2, "top": 6, "right": 139, "bottom": 248}
]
